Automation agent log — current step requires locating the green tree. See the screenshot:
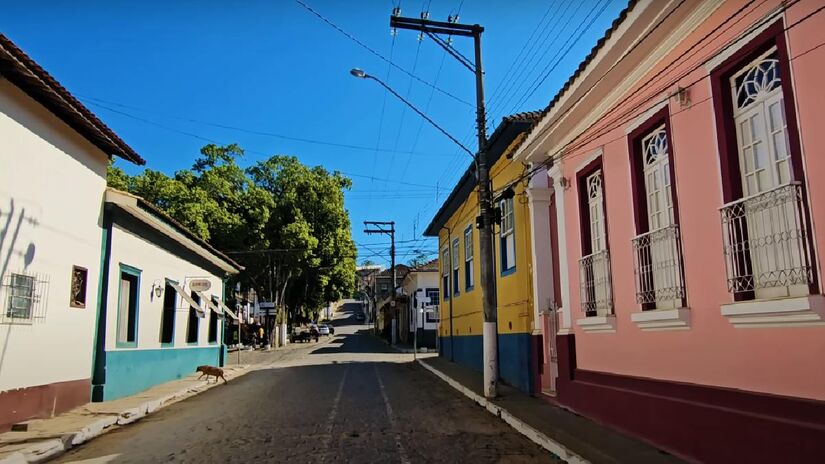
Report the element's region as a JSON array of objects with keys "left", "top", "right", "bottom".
[
  {"left": 408, "top": 253, "right": 432, "bottom": 268},
  {"left": 107, "top": 146, "right": 356, "bottom": 330}
]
